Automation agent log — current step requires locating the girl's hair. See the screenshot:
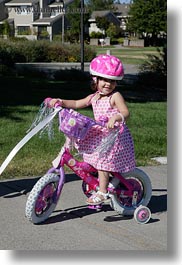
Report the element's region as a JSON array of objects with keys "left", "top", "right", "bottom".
[
  {"left": 90, "top": 76, "right": 118, "bottom": 91},
  {"left": 90, "top": 76, "right": 97, "bottom": 91}
]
